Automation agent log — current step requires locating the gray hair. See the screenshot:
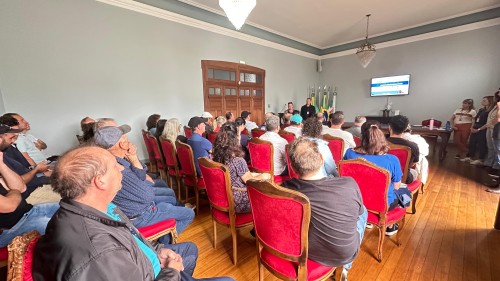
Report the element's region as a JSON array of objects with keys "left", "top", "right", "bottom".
[
  {"left": 265, "top": 115, "right": 280, "bottom": 131},
  {"left": 354, "top": 115, "right": 366, "bottom": 124},
  {"left": 288, "top": 137, "right": 322, "bottom": 177}
]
